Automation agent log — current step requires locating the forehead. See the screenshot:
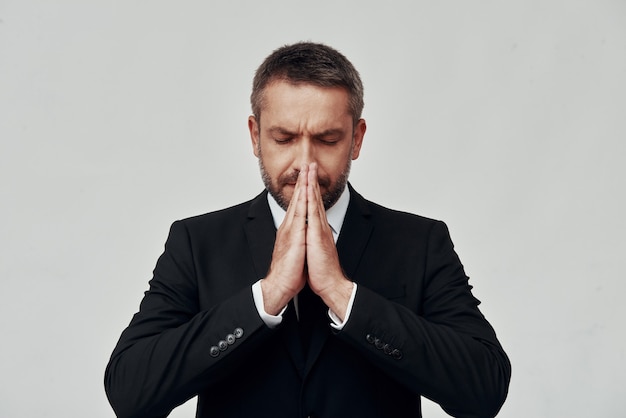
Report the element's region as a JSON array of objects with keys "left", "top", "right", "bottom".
[{"left": 259, "top": 80, "right": 351, "bottom": 129}]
